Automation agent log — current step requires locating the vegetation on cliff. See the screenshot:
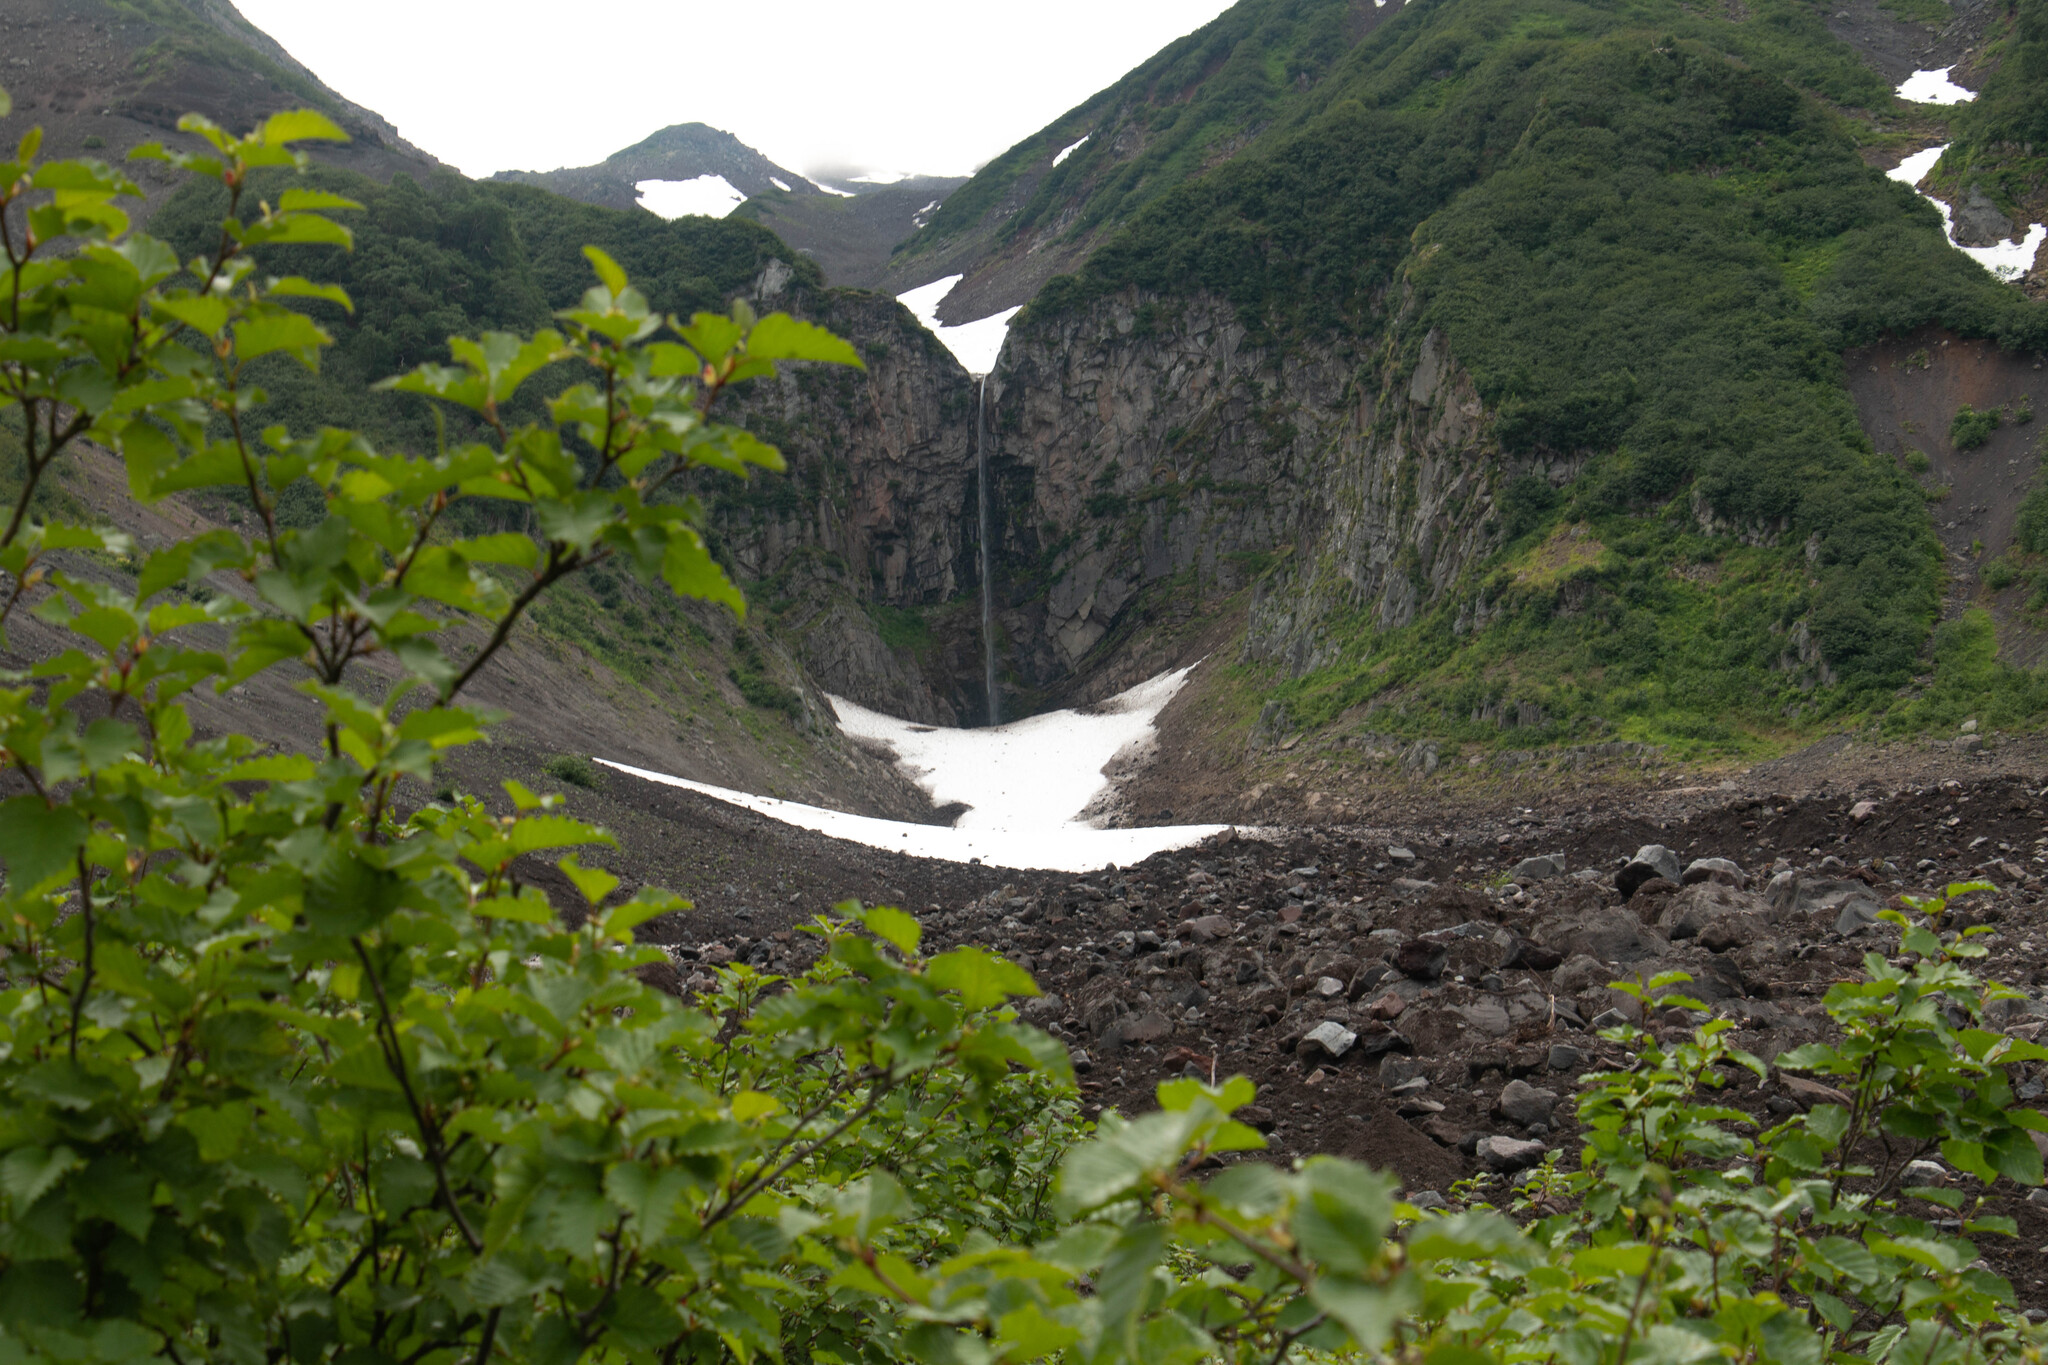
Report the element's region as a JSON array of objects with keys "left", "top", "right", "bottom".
[{"left": 995, "top": 0, "right": 2048, "bottom": 754}]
